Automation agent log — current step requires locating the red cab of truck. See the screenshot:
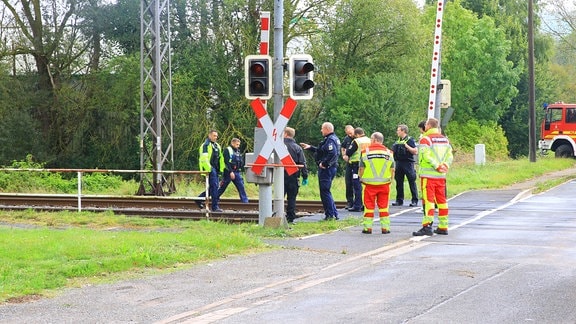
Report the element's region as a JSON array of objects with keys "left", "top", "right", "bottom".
[{"left": 539, "top": 101, "right": 576, "bottom": 158}]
